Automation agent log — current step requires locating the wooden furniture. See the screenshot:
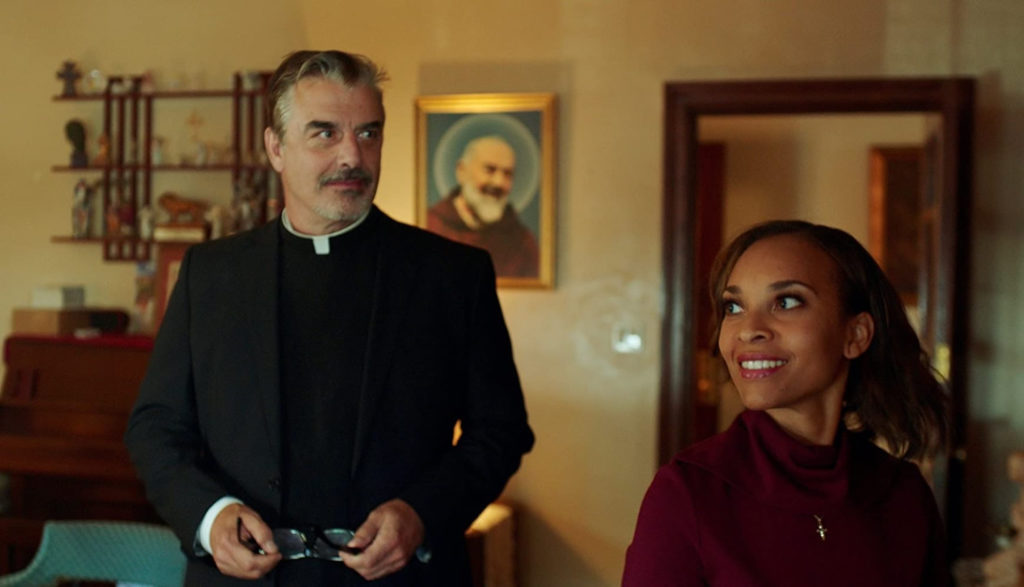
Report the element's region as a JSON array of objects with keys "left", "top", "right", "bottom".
[
  {"left": 467, "top": 503, "right": 518, "bottom": 587},
  {"left": 0, "top": 335, "right": 157, "bottom": 574},
  {"left": 53, "top": 72, "right": 274, "bottom": 262}
]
